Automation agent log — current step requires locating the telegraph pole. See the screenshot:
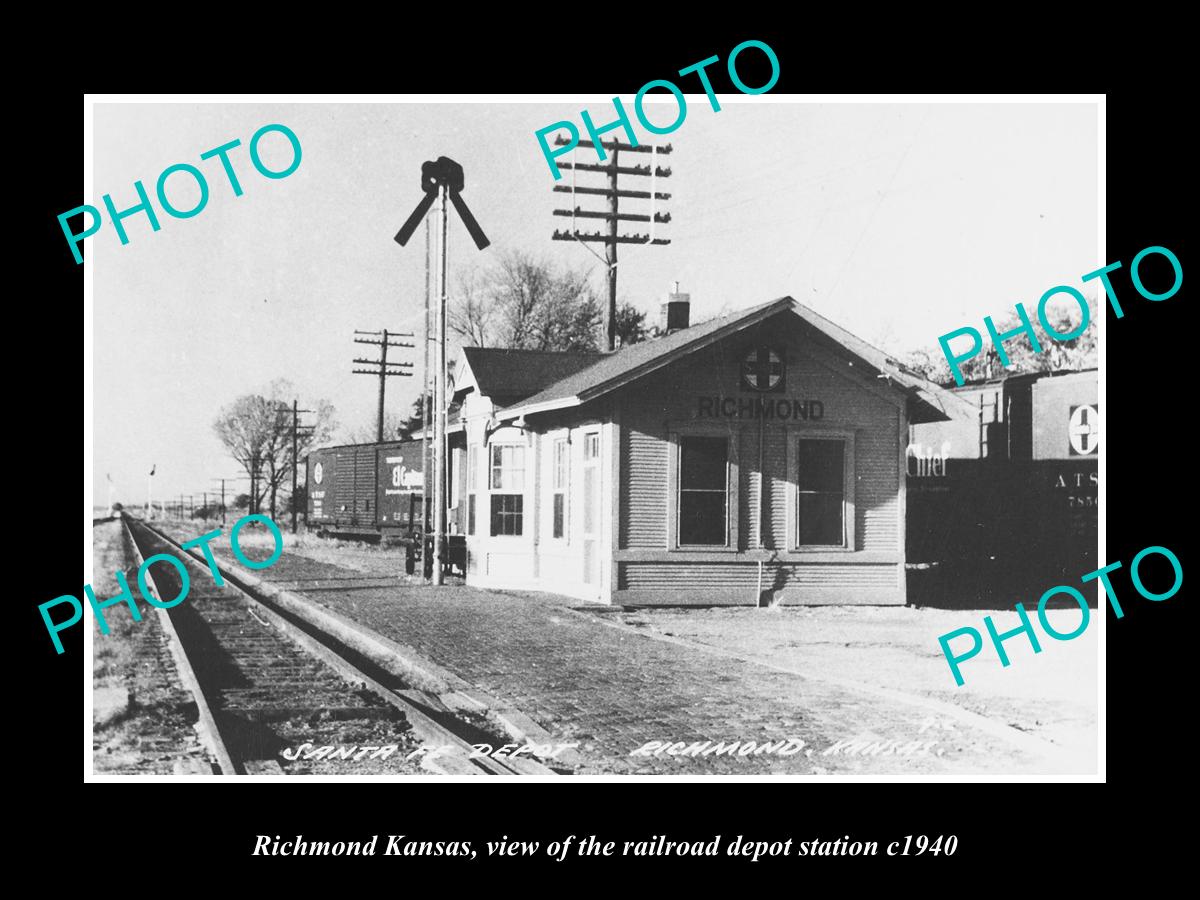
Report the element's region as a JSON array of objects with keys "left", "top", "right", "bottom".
[
  {"left": 353, "top": 329, "right": 414, "bottom": 441},
  {"left": 276, "top": 401, "right": 315, "bottom": 533},
  {"left": 552, "top": 137, "right": 672, "bottom": 350},
  {"left": 213, "top": 478, "right": 228, "bottom": 525},
  {"left": 212, "top": 475, "right": 248, "bottom": 526}
]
